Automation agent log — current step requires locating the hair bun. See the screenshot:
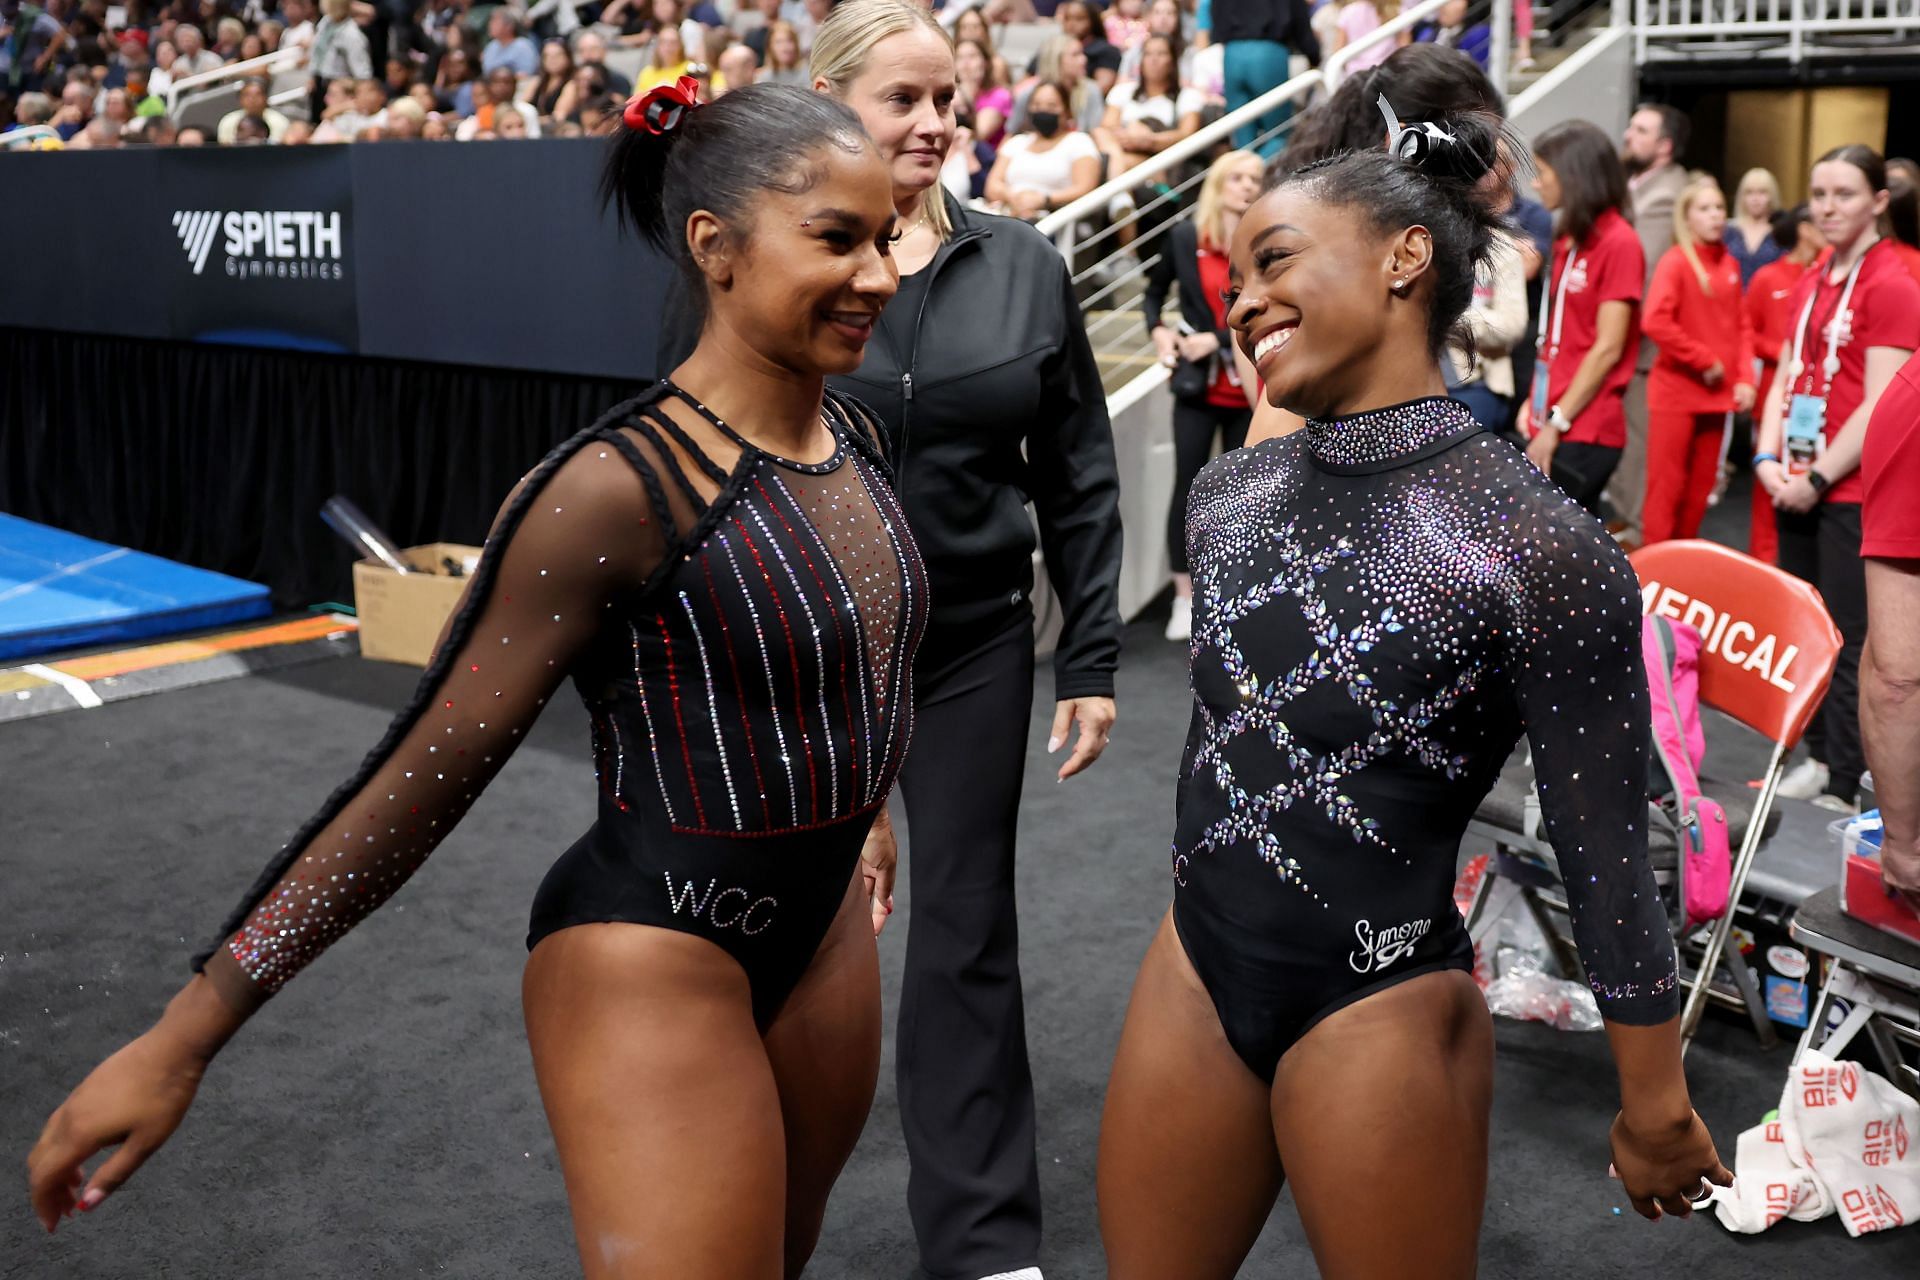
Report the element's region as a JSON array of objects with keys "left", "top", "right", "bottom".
[{"left": 1377, "top": 95, "right": 1499, "bottom": 187}]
